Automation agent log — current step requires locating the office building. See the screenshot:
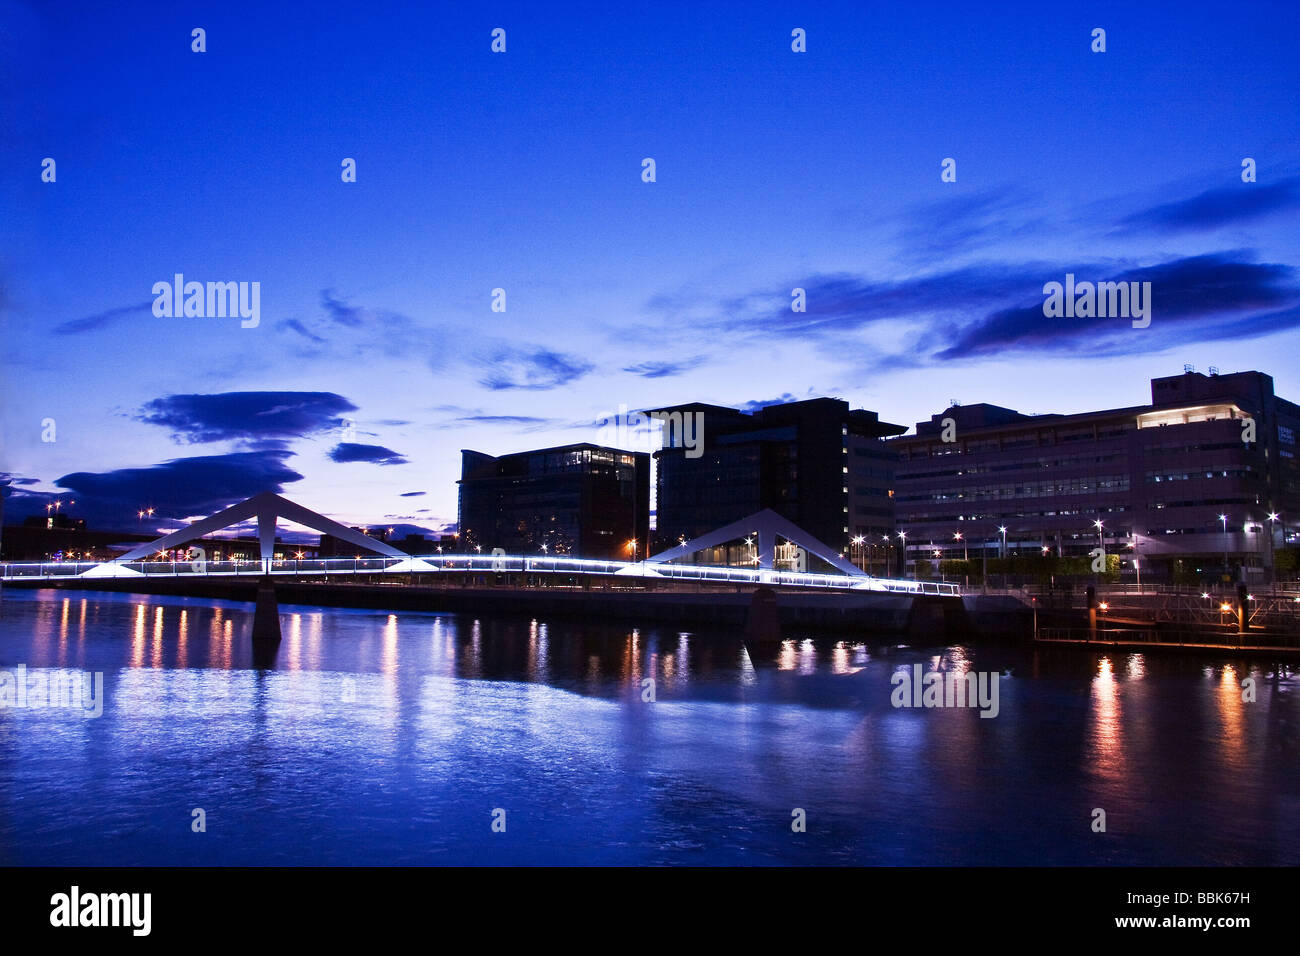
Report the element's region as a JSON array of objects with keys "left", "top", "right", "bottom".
[
  {"left": 891, "top": 368, "right": 1300, "bottom": 583},
  {"left": 650, "top": 397, "right": 905, "bottom": 563},
  {"left": 457, "top": 443, "right": 649, "bottom": 559}
]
